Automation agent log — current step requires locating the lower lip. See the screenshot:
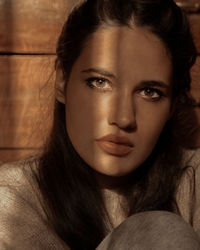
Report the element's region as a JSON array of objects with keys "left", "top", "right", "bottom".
[{"left": 95, "top": 140, "right": 133, "bottom": 156}]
